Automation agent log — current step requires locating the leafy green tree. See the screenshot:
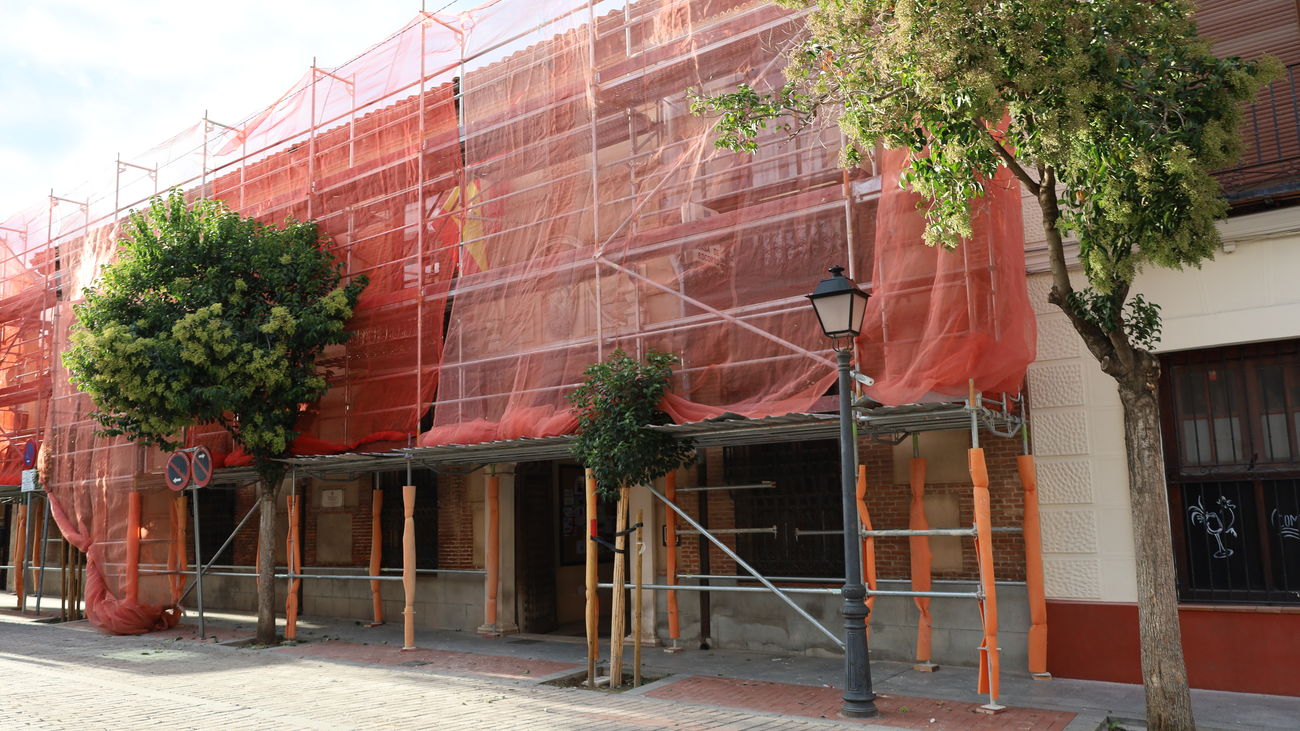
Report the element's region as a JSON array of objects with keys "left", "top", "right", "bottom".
[
  {"left": 66, "top": 191, "right": 366, "bottom": 644},
  {"left": 692, "top": 2, "right": 1276, "bottom": 727},
  {"left": 568, "top": 349, "right": 696, "bottom": 500},
  {"left": 568, "top": 348, "right": 695, "bottom": 685}
]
